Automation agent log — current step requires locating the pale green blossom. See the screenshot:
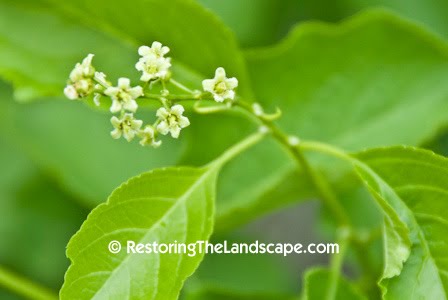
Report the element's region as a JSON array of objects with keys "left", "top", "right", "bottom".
[
  {"left": 110, "top": 113, "right": 143, "bottom": 142},
  {"left": 138, "top": 42, "right": 170, "bottom": 58},
  {"left": 202, "top": 67, "right": 238, "bottom": 102},
  {"left": 136, "top": 42, "right": 171, "bottom": 82},
  {"left": 135, "top": 56, "right": 171, "bottom": 82},
  {"left": 104, "top": 78, "right": 143, "bottom": 113},
  {"left": 64, "top": 54, "right": 95, "bottom": 99},
  {"left": 139, "top": 125, "right": 162, "bottom": 148},
  {"left": 156, "top": 105, "right": 190, "bottom": 138}
]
